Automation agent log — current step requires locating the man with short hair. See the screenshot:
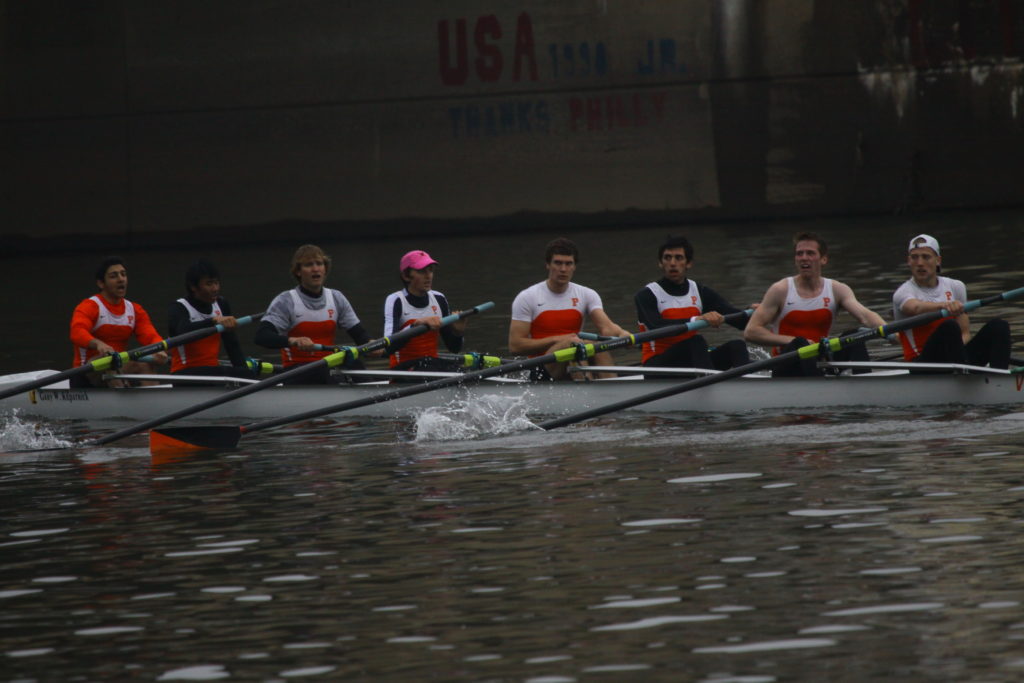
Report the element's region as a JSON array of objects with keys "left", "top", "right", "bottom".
[
  {"left": 167, "top": 258, "right": 254, "bottom": 378},
  {"left": 383, "top": 249, "right": 467, "bottom": 372},
  {"left": 69, "top": 256, "right": 168, "bottom": 387},
  {"left": 744, "top": 232, "right": 886, "bottom": 376},
  {"left": 892, "top": 233, "right": 1010, "bottom": 368},
  {"left": 634, "top": 235, "right": 751, "bottom": 370},
  {"left": 509, "top": 237, "right": 630, "bottom": 380},
  {"left": 254, "top": 244, "right": 372, "bottom": 383}
]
